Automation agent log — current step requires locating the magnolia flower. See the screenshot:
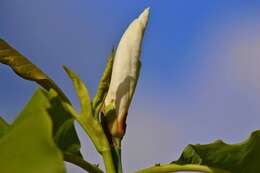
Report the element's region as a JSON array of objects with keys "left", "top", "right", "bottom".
[{"left": 103, "top": 8, "right": 150, "bottom": 138}]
